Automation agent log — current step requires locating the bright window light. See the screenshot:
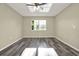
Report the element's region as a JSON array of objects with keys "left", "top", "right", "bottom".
[{"left": 32, "top": 20, "right": 46, "bottom": 31}]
